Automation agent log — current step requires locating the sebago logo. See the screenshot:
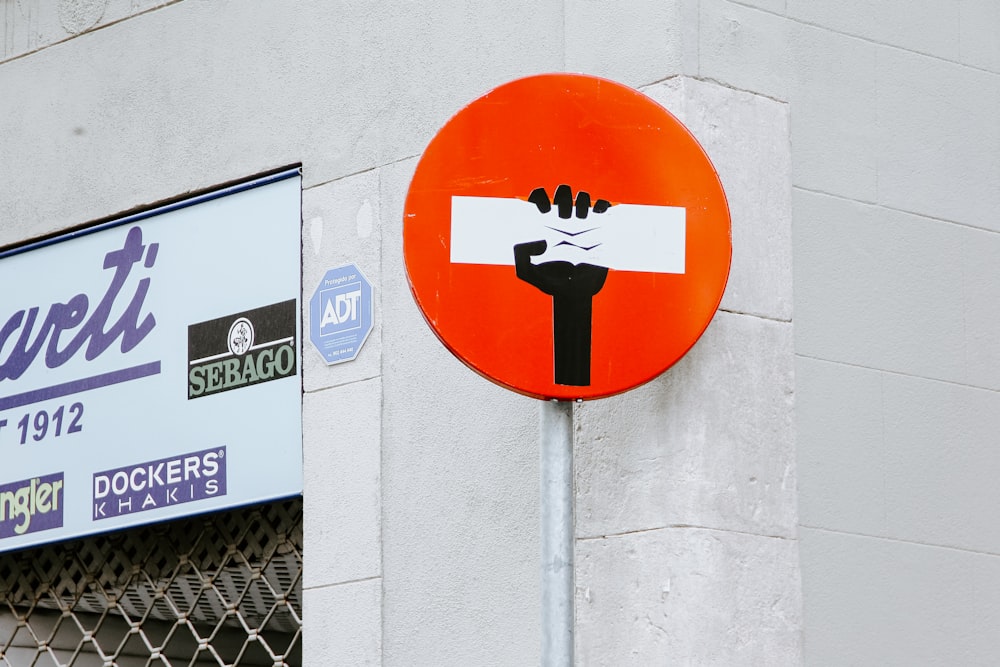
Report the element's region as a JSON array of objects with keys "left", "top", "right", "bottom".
[{"left": 187, "top": 300, "right": 297, "bottom": 399}]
